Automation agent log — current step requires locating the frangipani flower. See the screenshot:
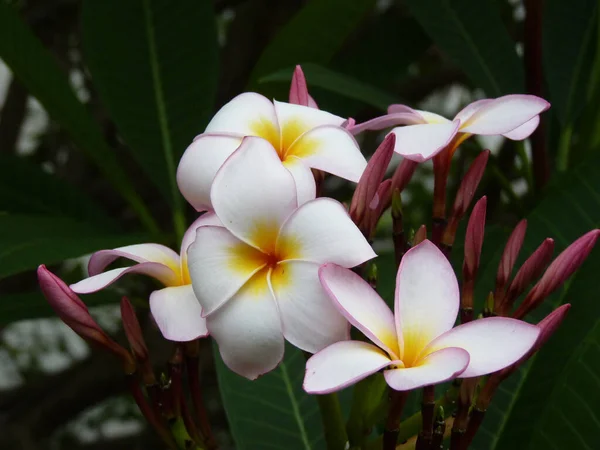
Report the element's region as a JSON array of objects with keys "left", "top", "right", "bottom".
[
  {"left": 304, "top": 240, "right": 540, "bottom": 393},
  {"left": 177, "top": 92, "right": 367, "bottom": 208},
  {"left": 70, "top": 214, "right": 221, "bottom": 342},
  {"left": 351, "top": 95, "right": 550, "bottom": 163},
  {"left": 188, "top": 136, "right": 375, "bottom": 380}
]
